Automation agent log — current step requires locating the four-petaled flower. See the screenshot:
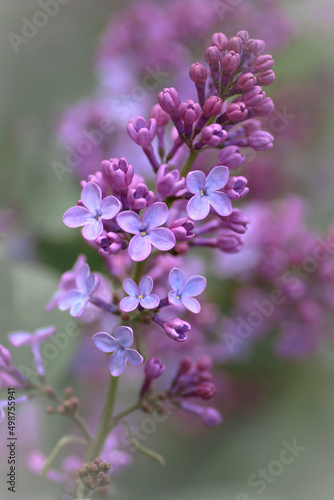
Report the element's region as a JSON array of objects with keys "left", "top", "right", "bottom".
[
  {"left": 93, "top": 326, "right": 143, "bottom": 376},
  {"left": 63, "top": 182, "right": 121, "bottom": 240},
  {"left": 120, "top": 276, "right": 160, "bottom": 312},
  {"left": 57, "top": 263, "right": 100, "bottom": 317},
  {"left": 8, "top": 326, "right": 56, "bottom": 377},
  {"left": 186, "top": 166, "right": 232, "bottom": 221},
  {"left": 168, "top": 268, "right": 207, "bottom": 313},
  {"left": 117, "top": 202, "right": 175, "bottom": 261}
]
